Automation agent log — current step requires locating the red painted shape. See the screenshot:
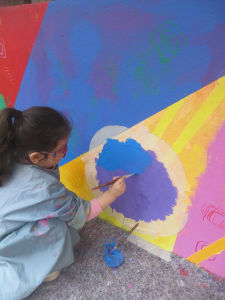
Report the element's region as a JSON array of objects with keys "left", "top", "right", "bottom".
[
  {"left": 0, "top": 3, "right": 48, "bottom": 107},
  {"left": 179, "top": 266, "right": 189, "bottom": 277},
  {"left": 202, "top": 204, "right": 225, "bottom": 229}
]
